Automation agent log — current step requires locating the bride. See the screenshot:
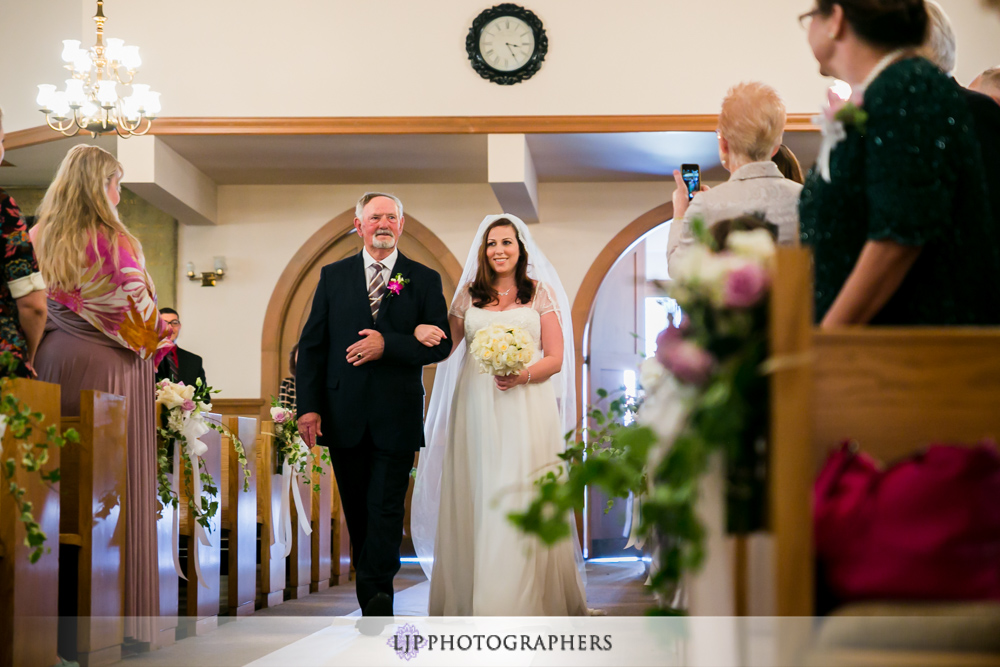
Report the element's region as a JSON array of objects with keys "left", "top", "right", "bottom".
[{"left": 411, "top": 214, "right": 588, "bottom": 616}]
